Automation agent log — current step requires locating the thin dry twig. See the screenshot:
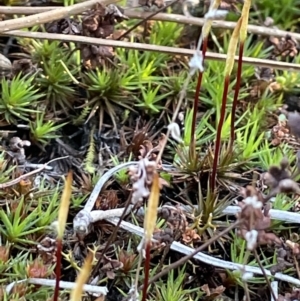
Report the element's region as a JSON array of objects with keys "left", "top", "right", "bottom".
[
  {"left": 0, "top": 156, "right": 69, "bottom": 189},
  {"left": 2, "top": 30, "right": 299, "bottom": 72},
  {"left": 1, "top": 7, "right": 300, "bottom": 42},
  {"left": 125, "top": 11, "right": 300, "bottom": 43},
  {"left": 117, "top": 0, "right": 179, "bottom": 40},
  {"left": 0, "top": 0, "right": 118, "bottom": 32},
  {"left": 254, "top": 249, "right": 277, "bottom": 301}
]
